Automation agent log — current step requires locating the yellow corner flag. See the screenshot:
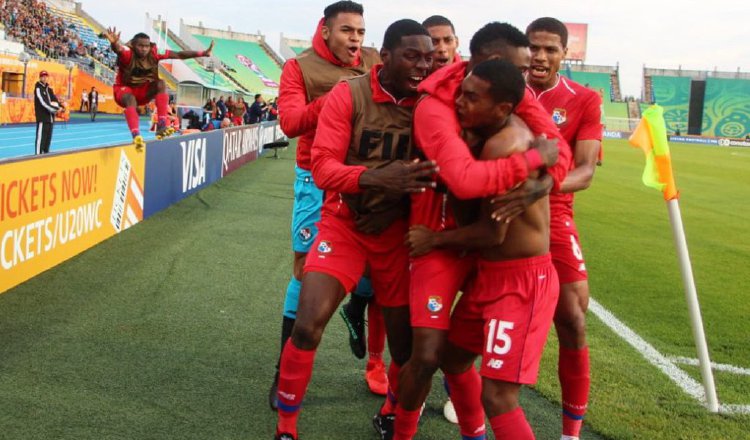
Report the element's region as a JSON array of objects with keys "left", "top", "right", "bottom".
[{"left": 629, "top": 105, "right": 679, "bottom": 200}]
